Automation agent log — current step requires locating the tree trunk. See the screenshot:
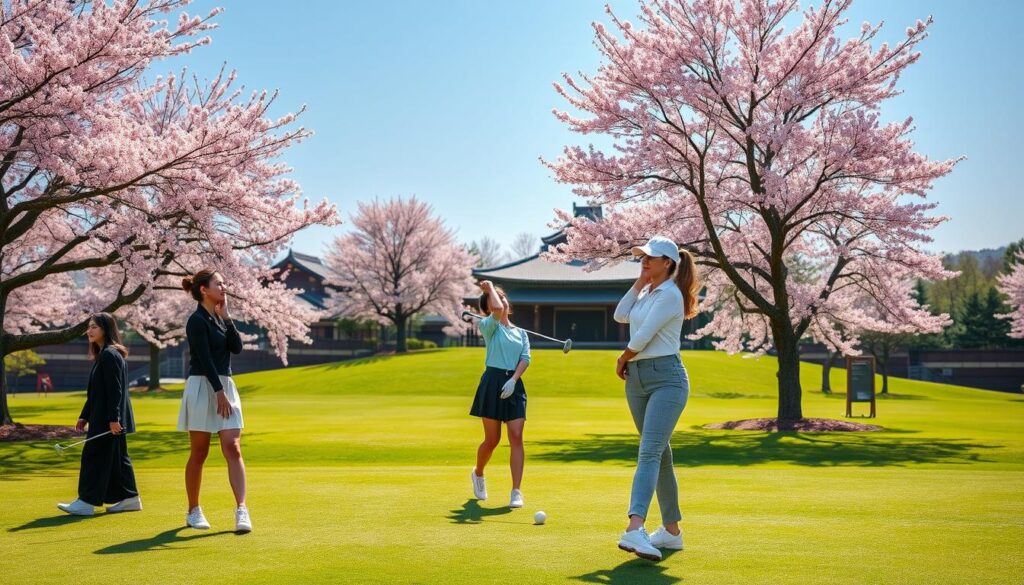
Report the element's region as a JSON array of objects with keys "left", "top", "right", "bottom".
[
  {"left": 773, "top": 327, "right": 803, "bottom": 421},
  {"left": 149, "top": 342, "right": 161, "bottom": 390},
  {"left": 821, "top": 350, "right": 838, "bottom": 394},
  {"left": 0, "top": 349, "right": 12, "bottom": 426},
  {"left": 0, "top": 296, "right": 12, "bottom": 424},
  {"left": 395, "top": 314, "right": 408, "bottom": 353},
  {"left": 879, "top": 347, "right": 889, "bottom": 395}
]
